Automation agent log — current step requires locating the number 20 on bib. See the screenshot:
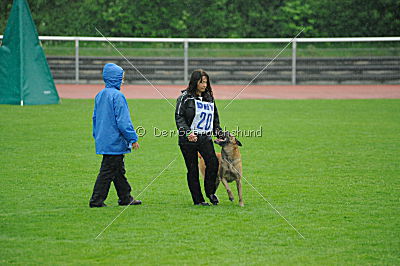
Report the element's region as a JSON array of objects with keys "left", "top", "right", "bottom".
[{"left": 190, "top": 99, "right": 214, "bottom": 134}]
